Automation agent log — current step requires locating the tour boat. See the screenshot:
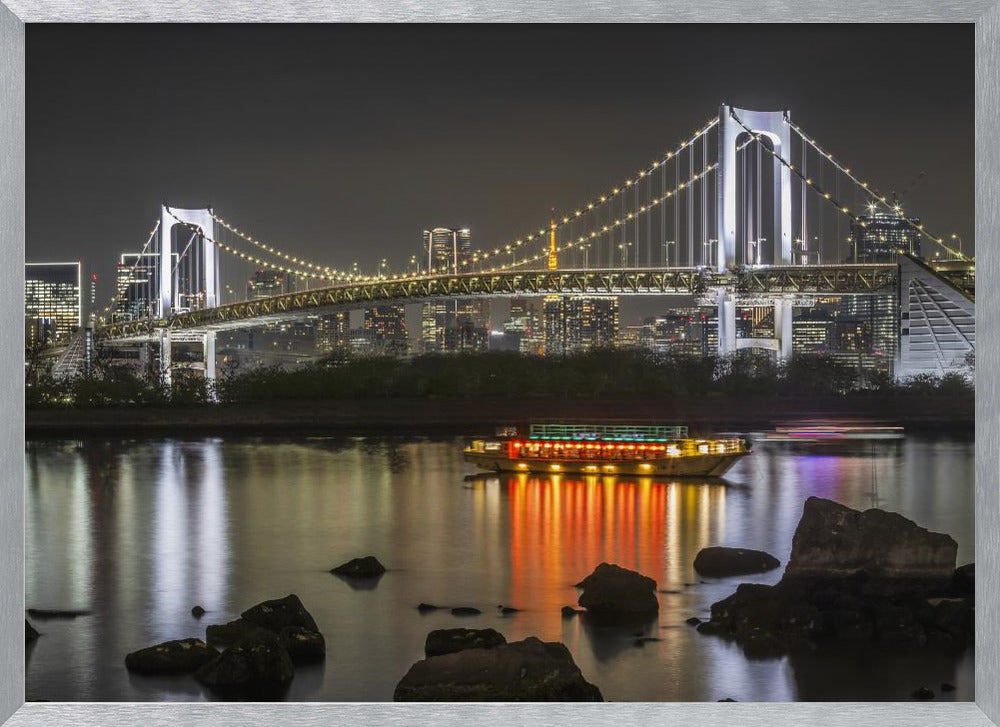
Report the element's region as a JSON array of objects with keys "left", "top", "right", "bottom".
[{"left": 463, "top": 422, "right": 750, "bottom": 477}]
